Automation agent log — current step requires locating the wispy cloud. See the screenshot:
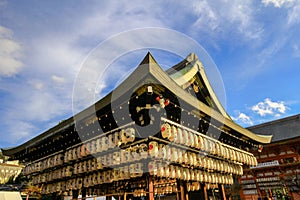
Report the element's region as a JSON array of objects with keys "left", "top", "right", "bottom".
[
  {"left": 251, "top": 98, "right": 288, "bottom": 117},
  {"left": 221, "top": 0, "right": 300, "bottom": 86},
  {"left": 0, "top": 79, "right": 72, "bottom": 144},
  {"left": 261, "top": 0, "right": 300, "bottom": 26},
  {"left": 0, "top": 1, "right": 169, "bottom": 146},
  {"left": 292, "top": 44, "right": 300, "bottom": 57},
  {"left": 51, "top": 75, "right": 65, "bottom": 84},
  {"left": 232, "top": 112, "right": 253, "bottom": 126},
  {"left": 261, "top": 0, "right": 295, "bottom": 8},
  {"left": 3, "top": 121, "right": 35, "bottom": 145},
  {"left": 190, "top": 0, "right": 263, "bottom": 41},
  {"left": 287, "top": 3, "right": 300, "bottom": 25},
  {"left": 0, "top": 25, "right": 23, "bottom": 76}
]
